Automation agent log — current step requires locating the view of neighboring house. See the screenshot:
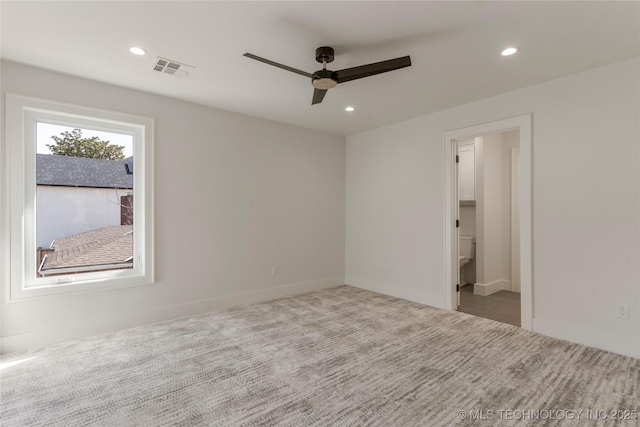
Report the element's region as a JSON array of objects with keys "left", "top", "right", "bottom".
[
  {"left": 38, "top": 225, "right": 133, "bottom": 277},
  {"left": 36, "top": 154, "right": 133, "bottom": 249},
  {"left": 36, "top": 153, "right": 134, "bottom": 277}
]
